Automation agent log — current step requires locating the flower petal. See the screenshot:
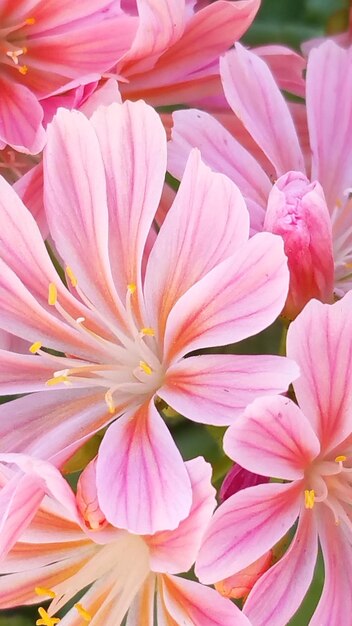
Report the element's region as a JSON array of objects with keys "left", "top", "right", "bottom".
[
  {"left": 196, "top": 482, "right": 301, "bottom": 584},
  {"left": 244, "top": 508, "right": 318, "bottom": 626},
  {"left": 307, "top": 41, "right": 352, "bottom": 209},
  {"left": 224, "top": 395, "right": 320, "bottom": 480},
  {"left": 147, "top": 457, "right": 216, "bottom": 574},
  {"left": 287, "top": 292, "right": 352, "bottom": 453},
  {"left": 158, "top": 573, "right": 252, "bottom": 626},
  {"left": 159, "top": 354, "right": 299, "bottom": 426},
  {"left": 96, "top": 401, "right": 192, "bottom": 534},
  {"left": 220, "top": 44, "right": 305, "bottom": 176},
  {"left": 163, "top": 232, "right": 289, "bottom": 363},
  {"left": 168, "top": 108, "right": 271, "bottom": 232},
  {"left": 145, "top": 149, "right": 249, "bottom": 340},
  {"left": 0, "top": 76, "right": 46, "bottom": 154}
]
